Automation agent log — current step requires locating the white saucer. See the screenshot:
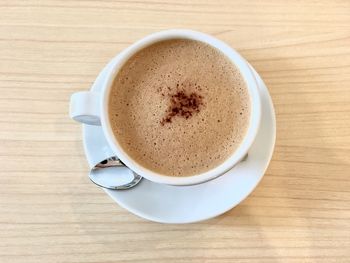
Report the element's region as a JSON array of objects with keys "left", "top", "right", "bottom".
[{"left": 83, "top": 60, "right": 276, "bottom": 224}]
